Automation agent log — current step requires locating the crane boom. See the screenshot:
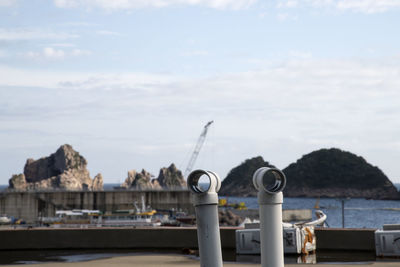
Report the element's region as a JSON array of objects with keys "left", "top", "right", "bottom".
[{"left": 184, "top": 121, "right": 214, "bottom": 178}]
